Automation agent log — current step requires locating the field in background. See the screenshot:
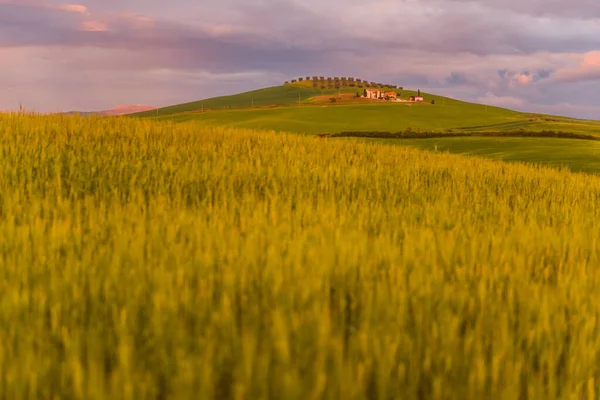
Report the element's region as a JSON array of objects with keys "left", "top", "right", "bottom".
[
  {"left": 2, "top": 113, "right": 600, "bottom": 398},
  {"left": 149, "top": 102, "right": 517, "bottom": 134},
  {"left": 379, "top": 137, "right": 600, "bottom": 174}
]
